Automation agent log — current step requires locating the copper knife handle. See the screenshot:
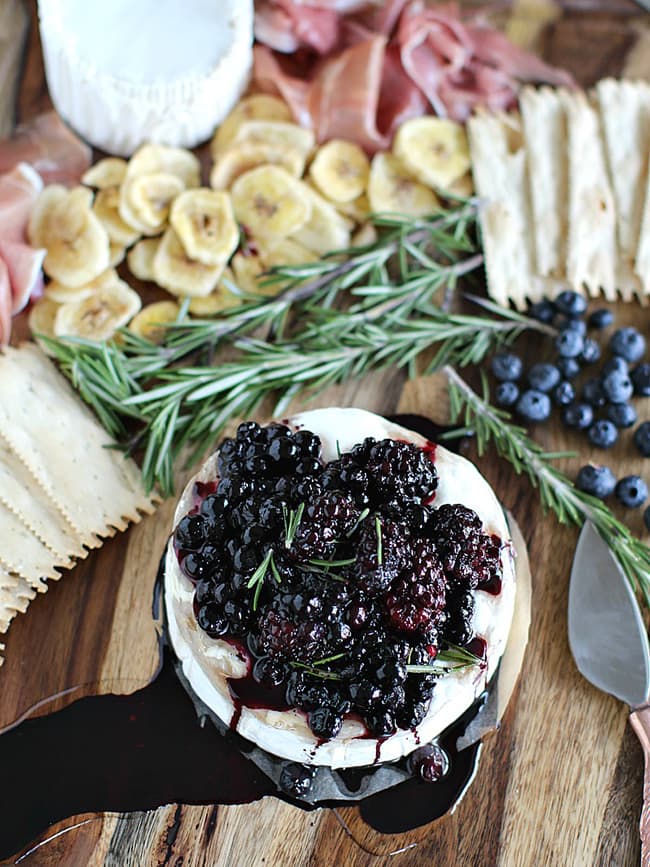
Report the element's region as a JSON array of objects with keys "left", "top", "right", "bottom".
[{"left": 630, "top": 705, "right": 650, "bottom": 867}]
